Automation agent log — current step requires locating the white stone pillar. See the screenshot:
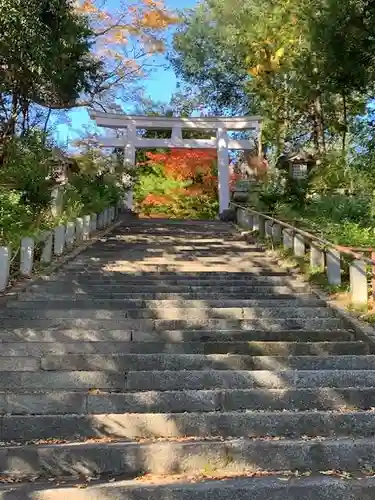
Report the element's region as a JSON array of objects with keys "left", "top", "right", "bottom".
[
  {"left": 0, "top": 247, "right": 10, "bottom": 292},
  {"left": 172, "top": 126, "right": 183, "bottom": 145},
  {"left": 20, "top": 237, "right": 35, "bottom": 277},
  {"left": 75, "top": 218, "right": 84, "bottom": 242},
  {"left": 124, "top": 124, "right": 136, "bottom": 211},
  {"left": 350, "top": 259, "right": 368, "bottom": 306},
  {"left": 41, "top": 232, "right": 53, "bottom": 264},
  {"left": 54, "top": 226, "right": 65, "bottom": 256},
  {"left": 217, "top": 127, "right": 230, "bottom": 214}
]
